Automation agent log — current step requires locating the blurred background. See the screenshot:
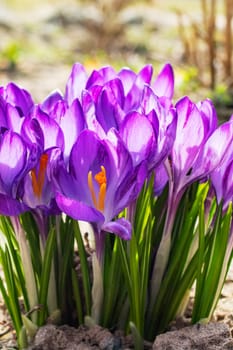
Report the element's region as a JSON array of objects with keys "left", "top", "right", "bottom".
[{"left": 0, "top": 0, "right": 232, "bottom": 119}]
